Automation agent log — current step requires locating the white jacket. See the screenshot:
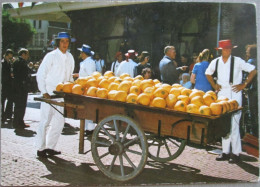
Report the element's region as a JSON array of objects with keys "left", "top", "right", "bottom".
[
  {"left": 37, "top": 48, "right": 75, "bottom": 95},
  {"left": 116, "top": 59, "right": 137, "bottom": 78},
  {"left": 79, "top": 57, "right": 96, "bottom": 77}
]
